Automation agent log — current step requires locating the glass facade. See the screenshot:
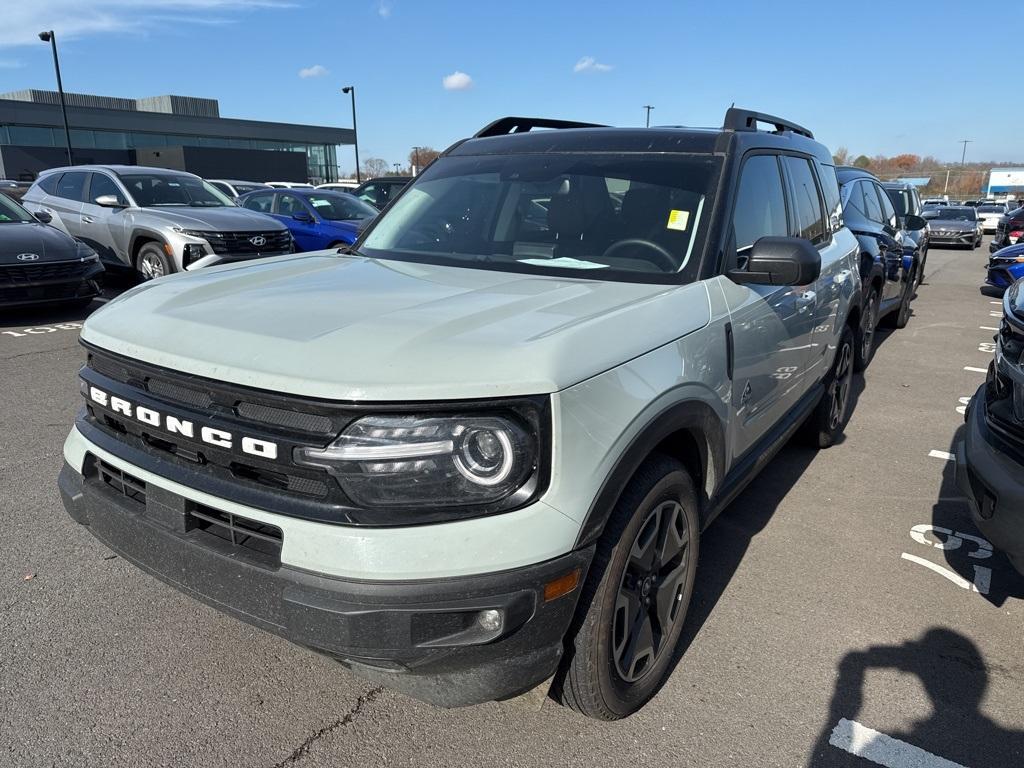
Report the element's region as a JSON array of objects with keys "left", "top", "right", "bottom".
[{"left": 0, "top": 125, "right": 340, "bottom": 183}]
